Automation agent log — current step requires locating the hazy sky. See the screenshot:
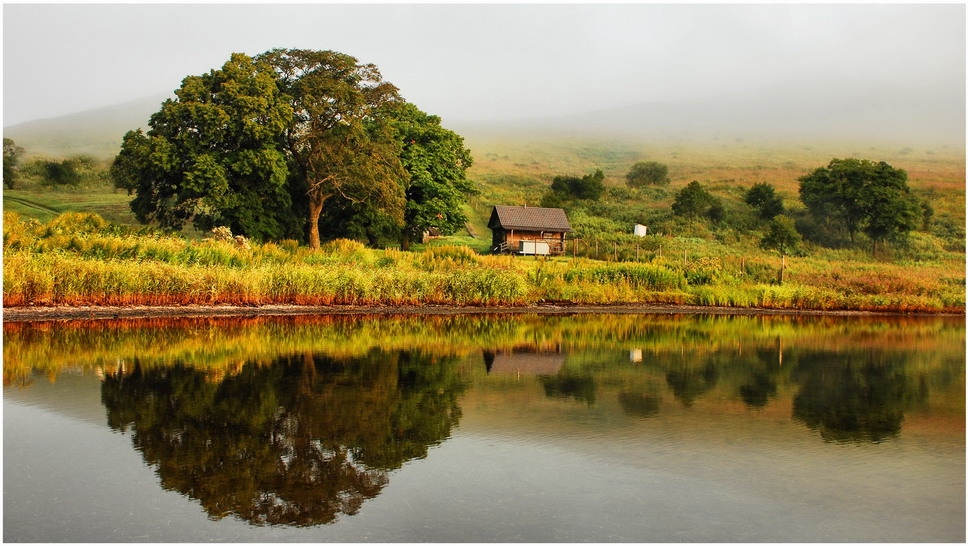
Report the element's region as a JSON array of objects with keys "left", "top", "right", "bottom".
[{"left": 3, "top": 3, "right": 965, "bottom": 128}]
